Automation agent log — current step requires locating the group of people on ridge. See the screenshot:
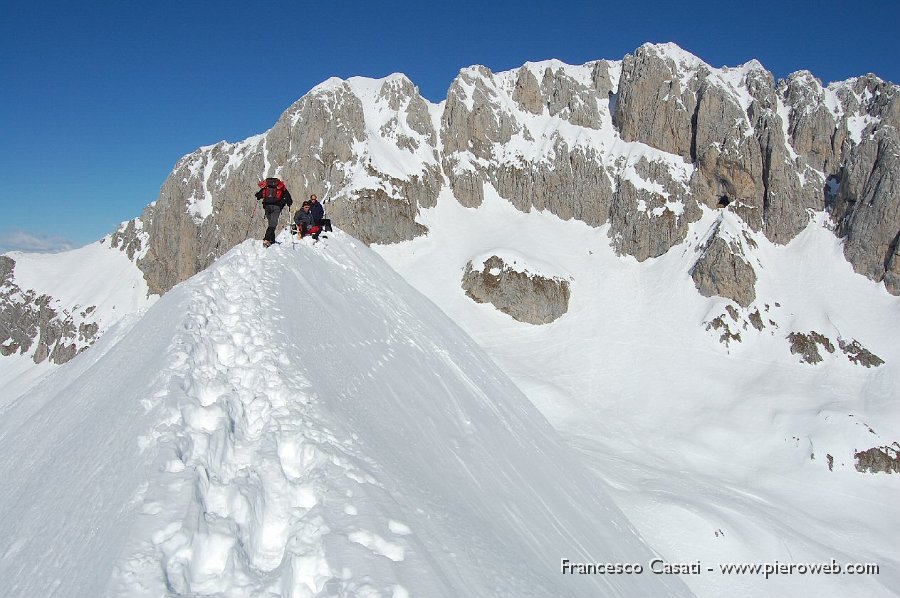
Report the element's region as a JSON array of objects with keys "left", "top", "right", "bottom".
[{"left": 254, "top": 177, "right": 329, "bottom": 247}]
